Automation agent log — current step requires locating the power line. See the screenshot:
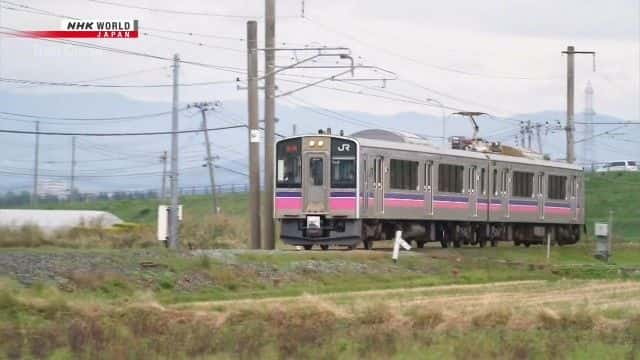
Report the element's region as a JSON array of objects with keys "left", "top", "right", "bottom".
[
  {"left": 0, "top": 124, "right": 246, "bottom": 136},
  {"left": 304, "top": 16, "right": 560, "bottom": 81},
  {"left": 0, "top": 77, "right": 237, "bottom": 88},
  {"left": 0, "top": 26, "right": 246, "bottom": 74},
  {"left": 87, "top": 0, "right": 259, "bottom": 19},
  {"left": 0, "top": 109, "right": 183, "bottom": 121},
  {"left": 141, "top": 32, "right": 243, "bottom": 53}
]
